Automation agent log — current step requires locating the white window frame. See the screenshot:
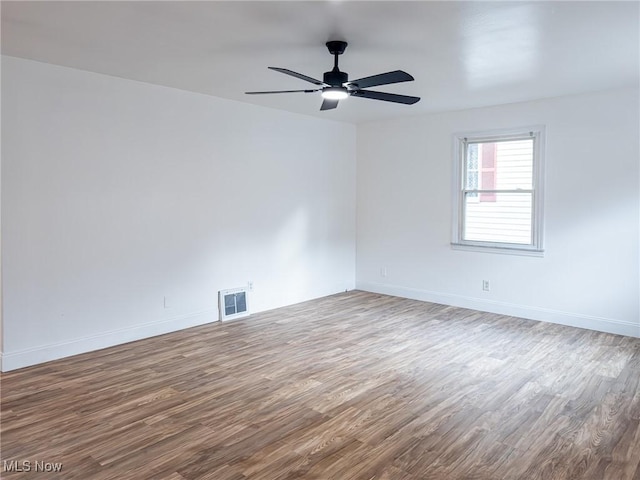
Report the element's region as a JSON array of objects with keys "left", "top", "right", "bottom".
[{"left": 451, "top": 125, "right": 545, "bottom": 256}]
